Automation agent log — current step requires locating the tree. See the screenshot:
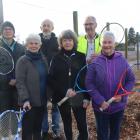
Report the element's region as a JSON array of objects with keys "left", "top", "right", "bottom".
[{"left": 128, "top": 27, "right": 136, "bottom": 47}]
